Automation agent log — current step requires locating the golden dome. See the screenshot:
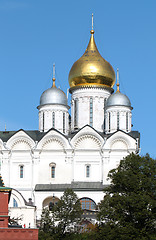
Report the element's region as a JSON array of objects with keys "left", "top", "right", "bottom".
[{"left": 68, "top": 30, "right": 115, "bottom": 89}]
